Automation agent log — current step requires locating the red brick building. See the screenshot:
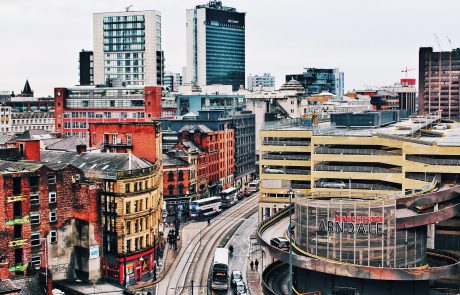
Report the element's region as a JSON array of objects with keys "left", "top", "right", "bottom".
[
  {"left": 54, "top": 85, "right": 162, "bottom": 138},
  {"left": 162, "top": 152, "right": 191, "bottom": 216},
  {"left": 0, "top": 158, "right": 101, "bottom": 283},
  {"left": 178, "top": 124, "right": 234, "bottom": 195},
  {"left": 88, "top": 122, "right": 162, "bottom": 164}
]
